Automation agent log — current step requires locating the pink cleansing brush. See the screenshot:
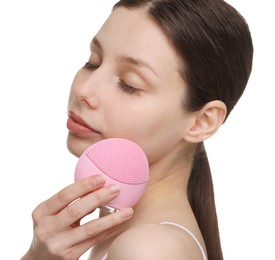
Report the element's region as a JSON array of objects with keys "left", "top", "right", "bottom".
[{"left": 74, "top": 138, "right": 149, "bottom": 211}]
